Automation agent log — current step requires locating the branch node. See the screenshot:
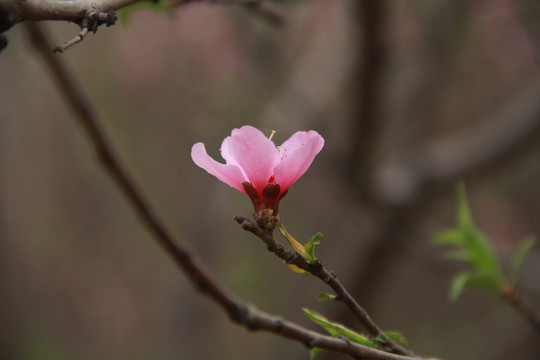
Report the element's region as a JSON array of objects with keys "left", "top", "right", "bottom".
[
  {"left": 304, "top": 339, "right": 316, "bottom": 349},
  {"left": 273, "top": 318, "right": 284, "bottom": 332},
  {"left": 233, "top": 215, "right": 257, "bottom": 232},
  {"left": 53, "top": 9, "right": 117, "bottom": 53}
]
